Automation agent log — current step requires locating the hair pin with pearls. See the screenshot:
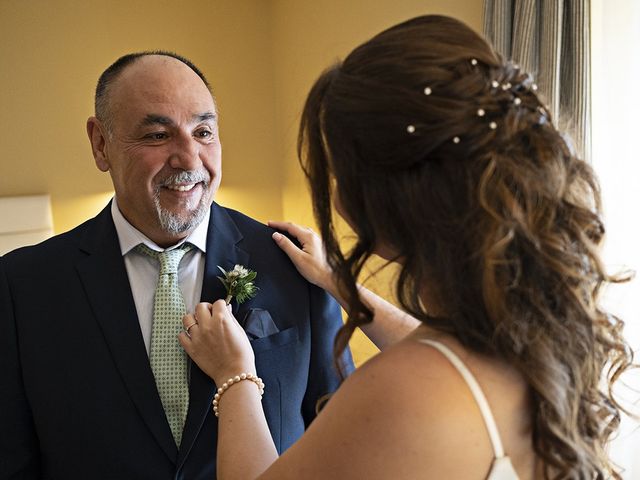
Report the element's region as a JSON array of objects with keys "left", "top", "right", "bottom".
[{"left": 406, "top": 58, "right": 546, "bottom": 142}]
